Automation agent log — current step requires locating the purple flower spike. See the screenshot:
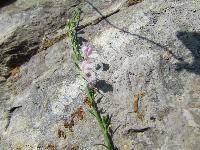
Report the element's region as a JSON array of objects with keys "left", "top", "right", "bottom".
[
  {"left": 80, "top": 61, "right": 92, "bottom": 73},
  {"left": 87, "top": 47, "right": 92, "bottom": 56},
  {"left": 82, "top": 46, "right": 93, "bottom": 57}
]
